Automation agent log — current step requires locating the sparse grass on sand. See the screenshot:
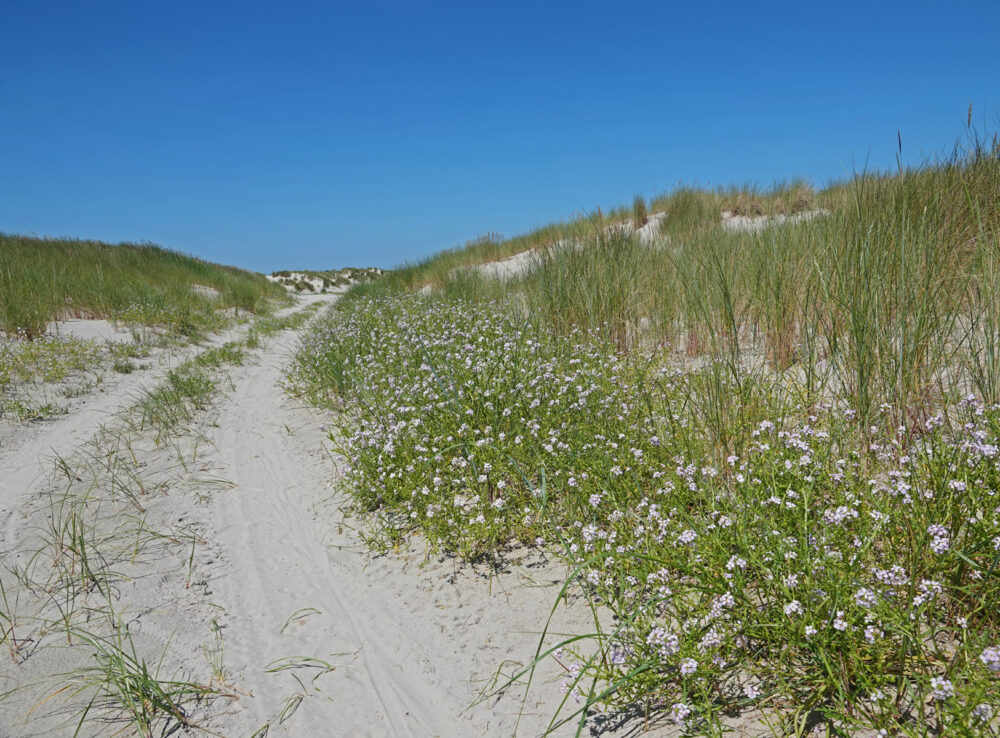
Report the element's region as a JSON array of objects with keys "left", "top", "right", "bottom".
[
  {"left": 292, "top": 130, "right": 1000, "bottom": 735},
  {"left": 0, "top": 307, "right": 316, "bottom": 736}
]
